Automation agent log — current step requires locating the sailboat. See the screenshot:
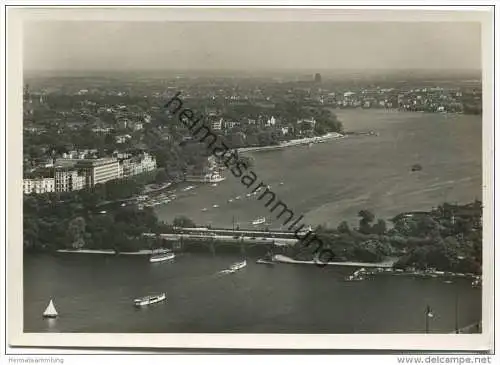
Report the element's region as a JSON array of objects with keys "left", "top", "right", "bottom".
[{"left": 43, "top": 299, "right": 58, "bottom": 318}]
